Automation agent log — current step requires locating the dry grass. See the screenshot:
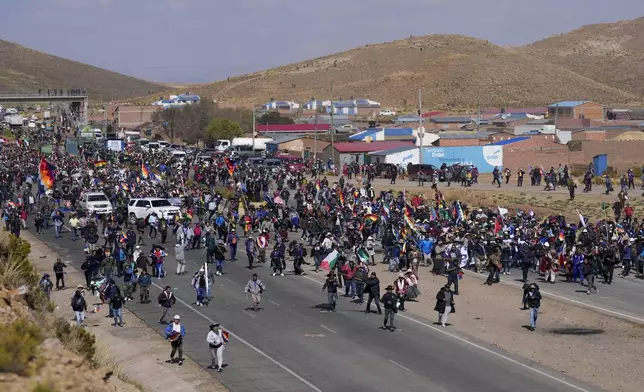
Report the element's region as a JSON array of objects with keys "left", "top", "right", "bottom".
[
  {"left": 177, "top": 31, "right": 640, "bottom": 108},
  {"left": 93, "top": 341, "right": 146, "bottom": 391},
  {"left": 0, "top": 39, "right": 164, "bottom": 100}
]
